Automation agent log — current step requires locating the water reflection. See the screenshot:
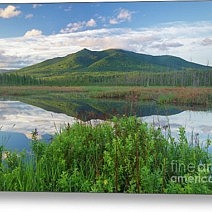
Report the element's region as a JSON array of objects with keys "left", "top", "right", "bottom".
[
  {"left": 0, "top": 131, "right": 30, "bottom": 151},
  {"left": 0, "top": 131, "right": 53, "bottom": 151},
  {"left": 70, "top": 98, "right": 185, "bottom": 121},
  {"left": 141, "top": 110, "right": 212, "bottom": 151},
  {"left": 46, "top": 98, "right": 210, "bottom": 121},
  {"left": 0, "top": 100, "right": 211, "bottom": 152},
  {"left": 0, "top": 101, "right": 77, "bottom": 151}
]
